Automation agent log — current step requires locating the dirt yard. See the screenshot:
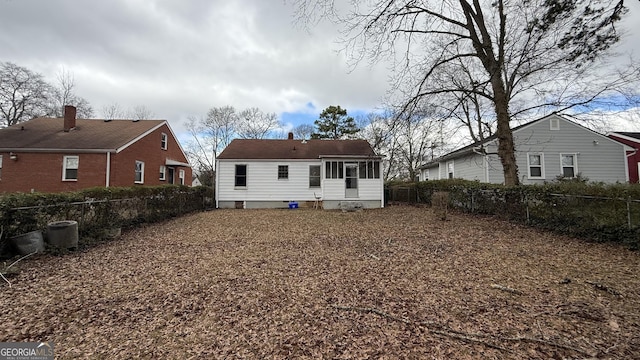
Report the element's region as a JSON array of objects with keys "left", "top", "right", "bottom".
[{"left": 1, "top": 206, "right": 639, "bottom": 359}]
